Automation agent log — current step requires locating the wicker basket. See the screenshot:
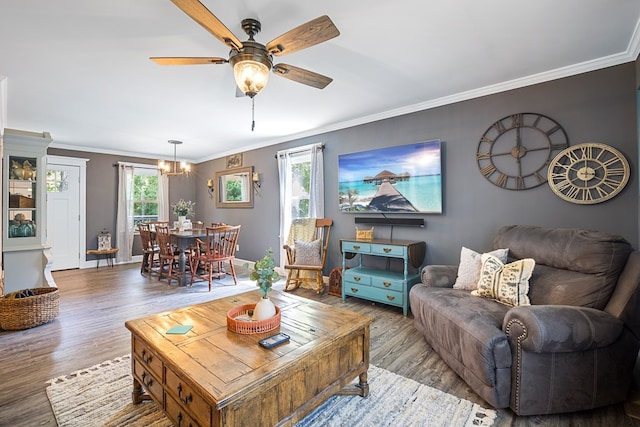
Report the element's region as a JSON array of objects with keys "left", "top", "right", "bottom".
[
  {"left": 356, "top": 227, "right": 374, "bottom": 241},
  {"left": 0, "top": 287, "right": 60, "bottom": 331},
  {"left": 227, "top": 304, "right": 281, "bottom": 335}
]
